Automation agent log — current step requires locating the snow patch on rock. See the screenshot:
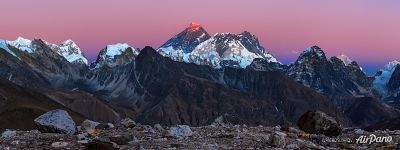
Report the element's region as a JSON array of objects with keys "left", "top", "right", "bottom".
[{"left": 335, "top": 54, "right": 353, "bottom": 66}]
